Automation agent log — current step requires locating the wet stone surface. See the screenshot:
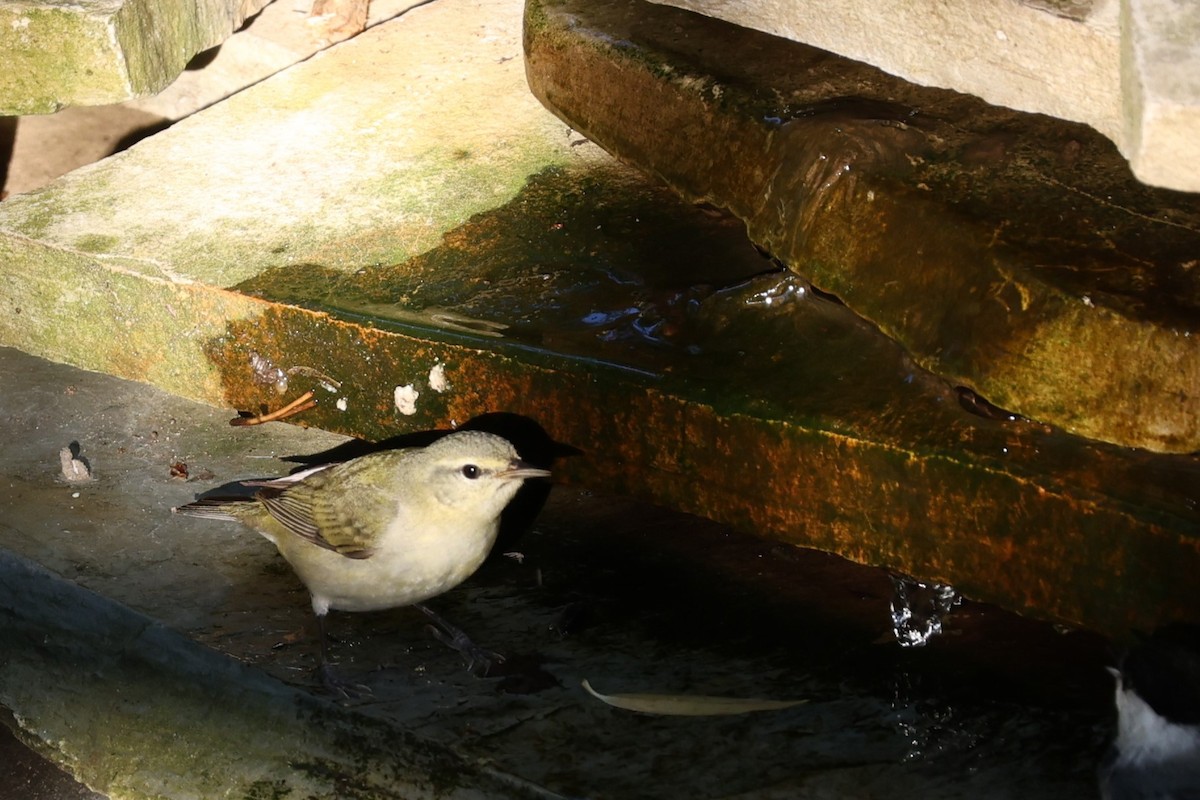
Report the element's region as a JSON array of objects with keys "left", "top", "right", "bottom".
[
  {"left": 524, "top": 0, "right": 1200, "bottom": 453},
  {"left": 216, "top": 159, "right": 1200, "bottom": 637},
  {"left": 0, "top": 714, "right": 103, "bottom": 800},
  {"left": 0, "top": 346, "right": 1118, "bottom": 798}
]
